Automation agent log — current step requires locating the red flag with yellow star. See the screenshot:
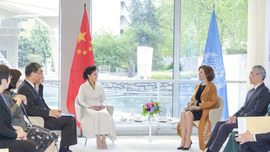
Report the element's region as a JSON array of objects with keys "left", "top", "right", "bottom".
[{"left": 66, "top": 9, "right": 94, "bottom": 128}]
